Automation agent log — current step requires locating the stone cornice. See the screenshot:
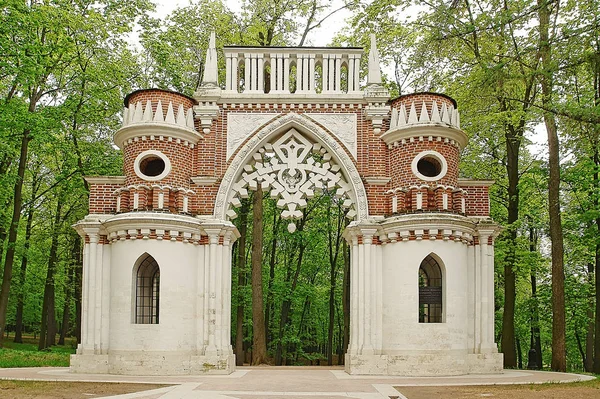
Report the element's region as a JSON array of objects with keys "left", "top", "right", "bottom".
[
  {"left": 85, "top": 176, "right": 126, "bottom": 185},
  {"left": 380, "top": 124, "right": 468, "bottom": 149},
  {"left": 458, "top": 178, "right": 495, "bottom": 187},
  {"left": 191, "top": 176, "right": 219, "bottom": 186},
  {"left": 364, "top": 177, "right": 391, "bottom": 186},
  {"left": 218, "top": 92, "right": 365, "bottom": 104},
  {"left": 380, "top": 213, "right": 476, "bottom": 235},
  {"left": 113, "top": 122, "right": 202, "bottom": 149}
]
